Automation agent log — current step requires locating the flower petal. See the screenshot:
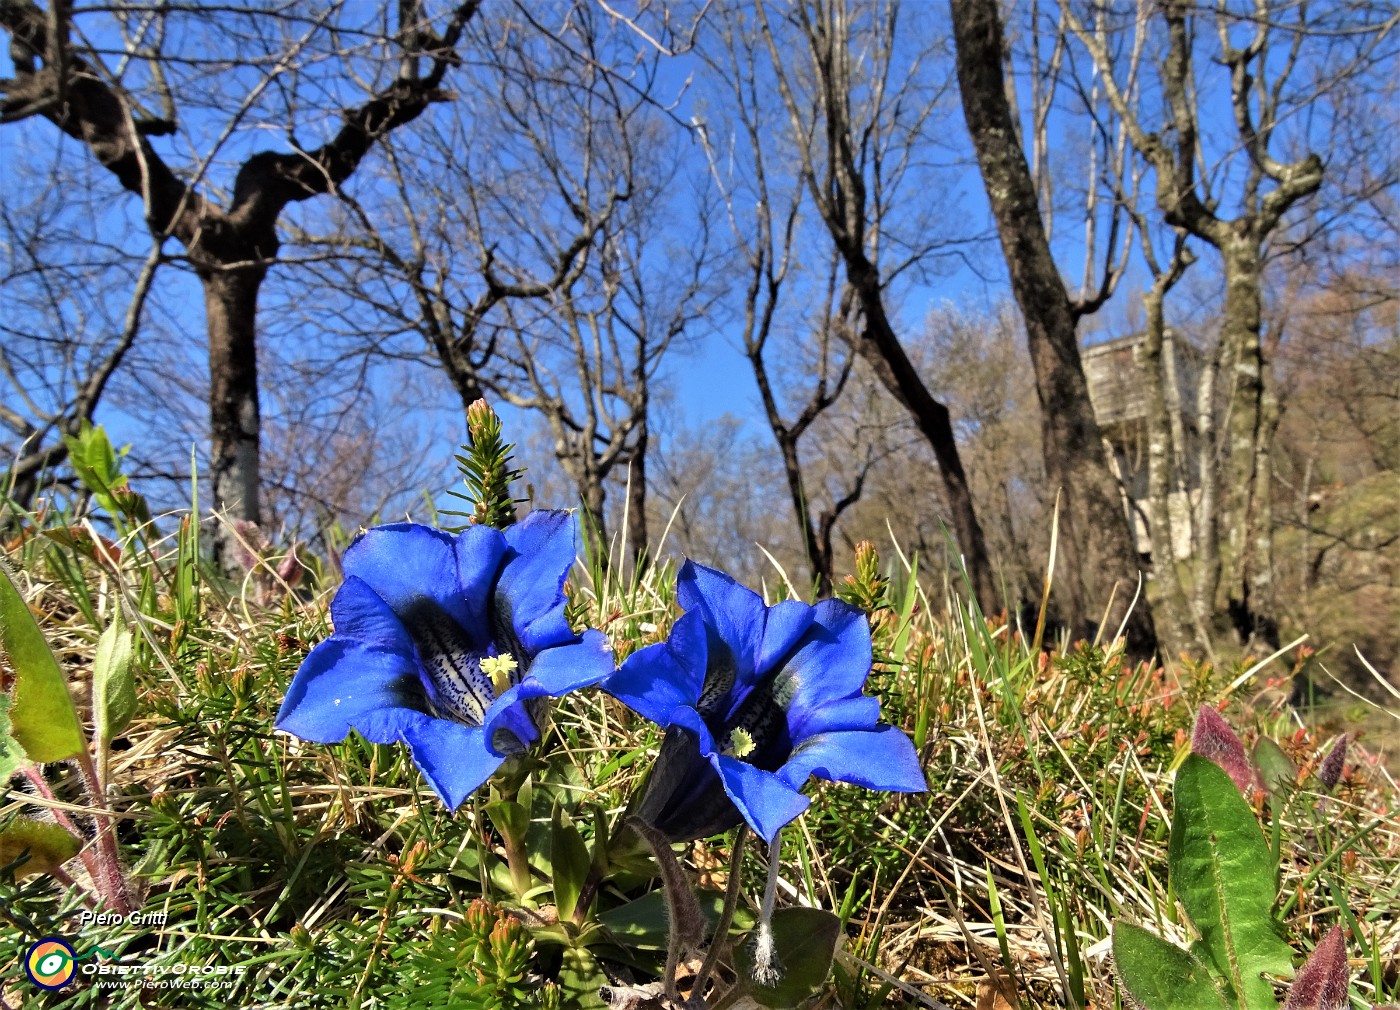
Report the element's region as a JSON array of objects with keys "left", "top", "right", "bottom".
[
  {"left": 713, "top": 754, "right": 811, "bottom": 844},
  {"left": 342, "top": 524, "right": 475, "bottom": 632},
  {"left": 601, "top": 623, "right": 705, "bottom": 726},
  {"left": 787, "top": 695, "right": 881, "bottom": 740},
  {"left": 665, "top": 612, "right": 711, "bottom": 697},
  {"left": 327, "top": 576, "right": 418, "bottom": 650},
  {"left": 522, "top": 629, "right": 615, "bottom": 696},
  {"left": 629, "top": 725, "right": 741, "bottom": 841},
  {"left": 455, "top": 523, "right": 510, "bottom": 644},
  {"left": 777, "top": 727, "right": 925, "bottom": 794},
  {"left": 756, "top": 600, "right": 815, "bottom": 676},
  {"left": 497, "top": 511, "right": 579, "bottom": 654},
  {"left": 400, "top": 718, "right": 504, "bottom": 810},
  {"left": 676, "top": 561, "right": 766, "bottom": 680},
  {"left": 776, "top": 599, "right": 873, "bottom": 726},
  {"left": 276, "top": 638, "right": 429, "bottom": 743}
]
